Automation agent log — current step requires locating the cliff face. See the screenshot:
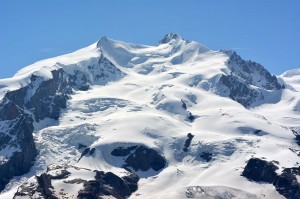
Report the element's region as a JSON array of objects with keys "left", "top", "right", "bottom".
[
  {"left": 215, "top": 50, "right": 283, "bottom": 107},
  {"left": 0, "top": 55, "right": 123, "bottom": 191},
  {"left": 0, "top": 69, "right": 72, "bottom": 191}
]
